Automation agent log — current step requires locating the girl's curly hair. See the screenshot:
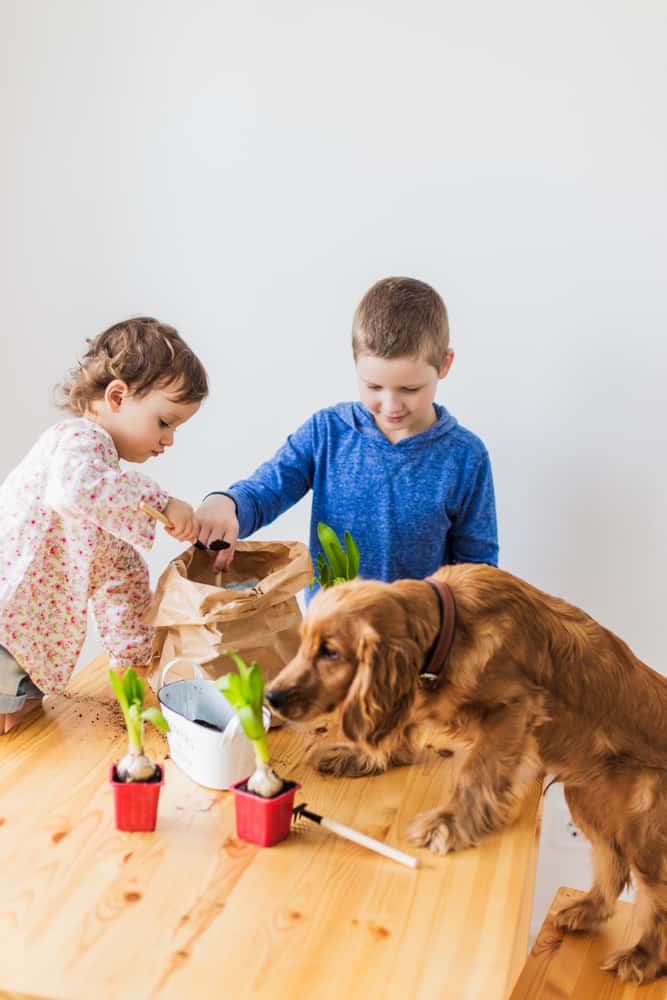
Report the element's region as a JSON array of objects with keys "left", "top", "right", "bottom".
[{"left": 56, "top": 317, "right": 209, "bottom": 416}]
